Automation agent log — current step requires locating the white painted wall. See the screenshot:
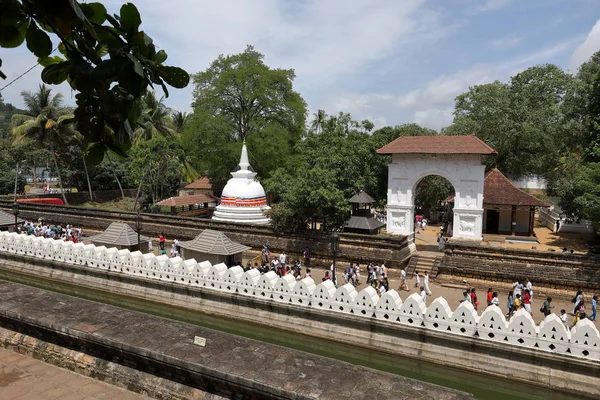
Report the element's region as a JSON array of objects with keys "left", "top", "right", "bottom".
[{"left": 386, "top": 154, "right": 485, "bottom": 240}]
